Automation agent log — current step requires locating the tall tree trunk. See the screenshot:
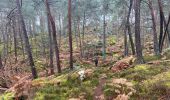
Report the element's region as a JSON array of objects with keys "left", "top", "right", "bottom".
[
  {"left": 31, "top": 20, "right": 38, "bottom": 58},
  {"left": 103, "top": 14, "right": 106, "bottom": 60},
  {"left": 158, "top": 0, "right": 170, "bottom": 51},
  {"left": 58, "top": 13, "right": 62, "bottom": 48},
  {"left": 124, "top": 27, "right": 129, "bottom": 56},
  {"left": 124, "top": 6, "right": 129, "bottom": 56},
  {"left": 161, "top": 14, "right": 170, "bottom": 50},
  {"left": 82, "top": 11, "right": 86, "bottom": 57},
  {"left": 47, "top": 15, "right": 54, "bottom": 75},
  {"left": 126, "top": 0, "right": 135, "bottom": 55},
  {"left": 73, "top": 20, "right": 78, "bottom": 48},
  {"left": 134, "top": 0, "right": 144, "bottom": 64},
  {"left": 16, "top": 0, "right": 37, "bottom": 79},
  {"left": 0, "top": 54, "right": 3, "bottom": 69},
  {"left": 158, "top": 0, "right": 164, "bottom": 52},
  {"left": 68, "top": 0, "right": 73, "bottom": 69},
  {"left": 77, "top": 18, "right": 83, "bottom": 58},
  {"left": 148, "top": 0, "right": 160, "bottom": 55},
  {"left": 17, "top": 16, "right": 25, "bottom": 60},
  {"left": 45, "top": 0, "right": 61, "bottom": 73},
  {"left": 12, "top": 19, "right": 18, "bottom": 63}
]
